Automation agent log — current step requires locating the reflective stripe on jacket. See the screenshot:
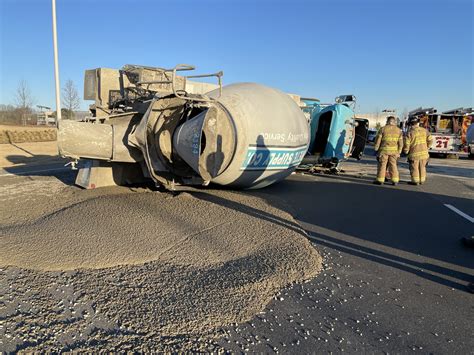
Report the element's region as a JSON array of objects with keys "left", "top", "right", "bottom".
[
  {"left": 374, "top": 125, "right": 403, "bottom": 155},
  {"left": 403, "top": 126, "right": 433, "bottom": 160}
]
